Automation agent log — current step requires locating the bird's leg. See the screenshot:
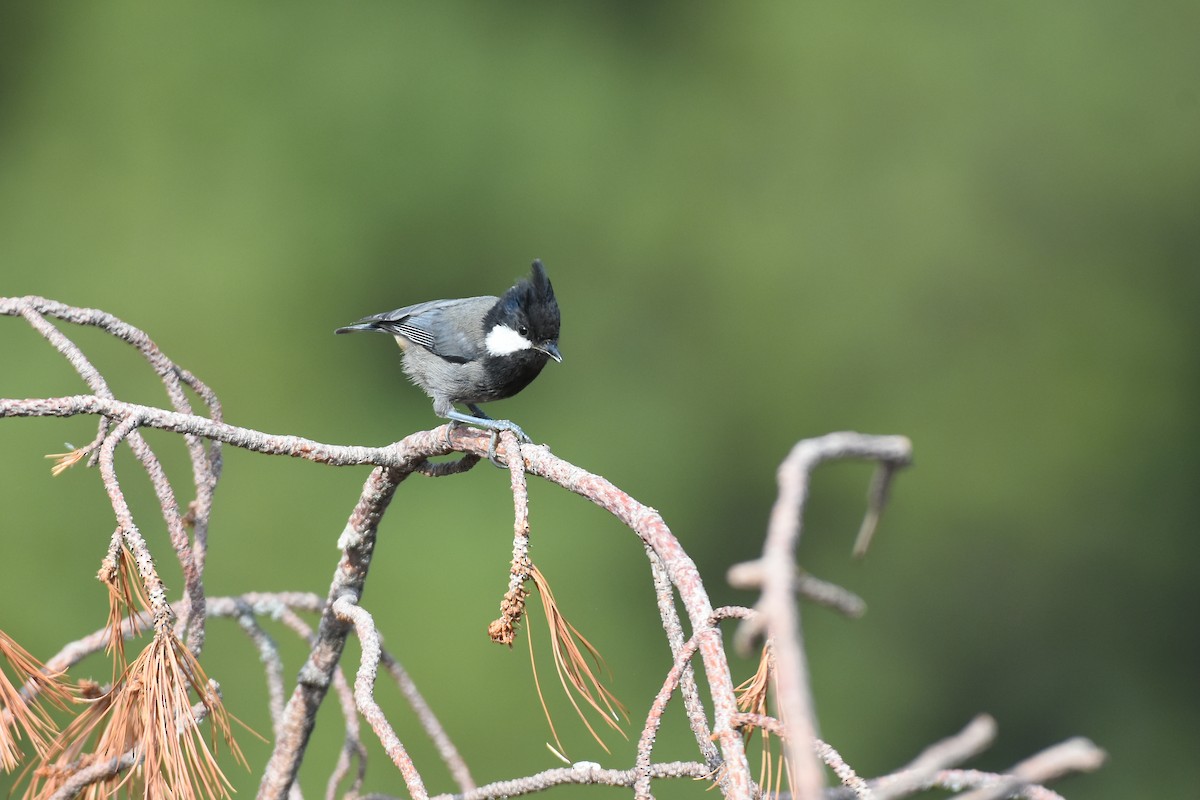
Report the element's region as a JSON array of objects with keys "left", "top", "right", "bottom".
[
  {"left": 464, "top": 404, "right": 503, "bottom": 462},
  {"left": 444, "top": 408, "right": 531, "bottom": 467}
]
